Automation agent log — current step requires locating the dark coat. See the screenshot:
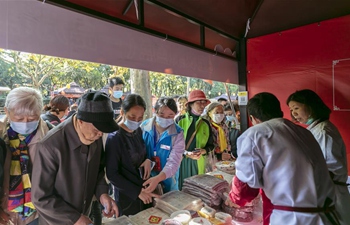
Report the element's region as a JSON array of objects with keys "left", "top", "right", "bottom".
[{"left": 31, "top": 116, "right": 108, "bottom": 225}]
